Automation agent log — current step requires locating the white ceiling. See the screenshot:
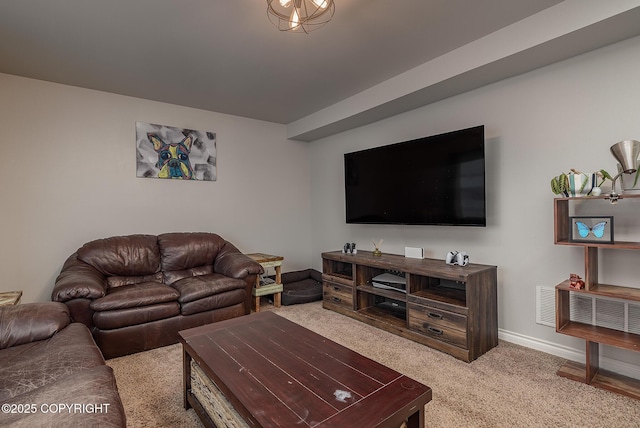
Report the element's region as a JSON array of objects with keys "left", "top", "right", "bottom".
[{"left": 2, "top": 1, "right": 640, "bottom": 141}]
